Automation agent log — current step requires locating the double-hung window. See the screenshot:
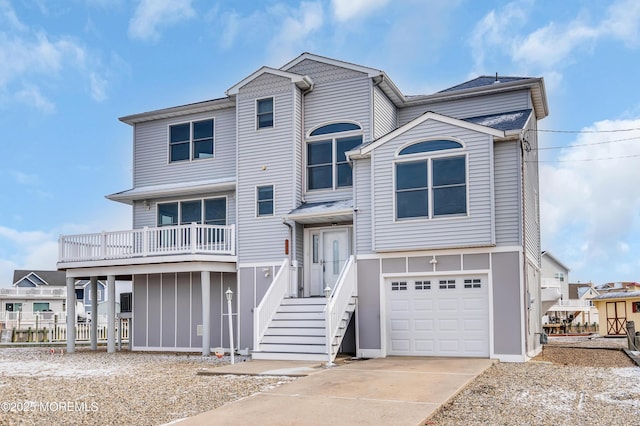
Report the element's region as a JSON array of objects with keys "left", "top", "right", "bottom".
[
  {"left": 169, "top": 118, "right": 214, "bottom": 162},
  {"left": 257, "top": 98, "right": 274, "bottom": 129},
  {"left": 257, "top": 185, "right": 274, "bottom": 217},
  {"left": 307, "top": 122, "right": 362, "bottom": 190},
  {"left": 395, "top": 139, "right": 467, "bottom": 220}
]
